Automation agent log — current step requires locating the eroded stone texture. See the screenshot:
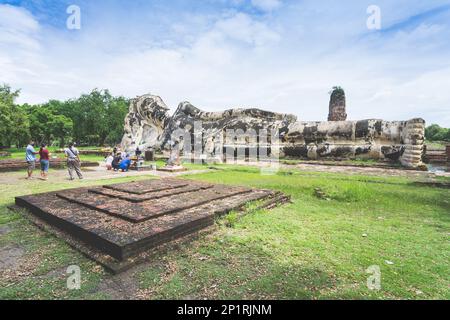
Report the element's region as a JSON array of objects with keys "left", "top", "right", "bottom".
[
  {"left": 15, "top": 179, "right": 285, "bottom": 263},
  {"left": 121, "top": 95, "right": 170, "bottom": 151},
  {"left": 328, "top": 87, "right": 347, "bottom": 121},
  {"left": 120, "top": 94, "right": 425, "bottom": 168}
]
